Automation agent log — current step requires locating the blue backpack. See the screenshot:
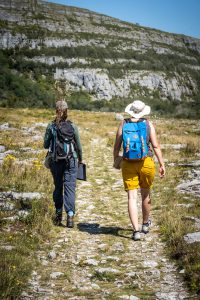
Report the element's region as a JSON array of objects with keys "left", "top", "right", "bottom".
[{"left": 122, "top": 119, "right": 149, "bottom": 160}]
